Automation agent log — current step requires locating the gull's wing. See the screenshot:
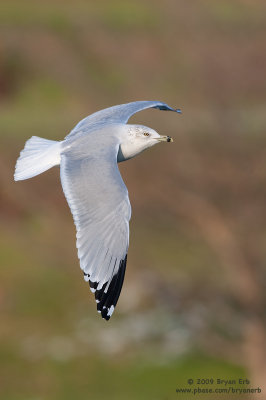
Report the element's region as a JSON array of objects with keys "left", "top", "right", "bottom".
[
  {"left": 66, "top": 100, "right": 181, "bottom": 139},
  {"left": 60, "top": 133, "right": 131, "bottom": 320}
]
